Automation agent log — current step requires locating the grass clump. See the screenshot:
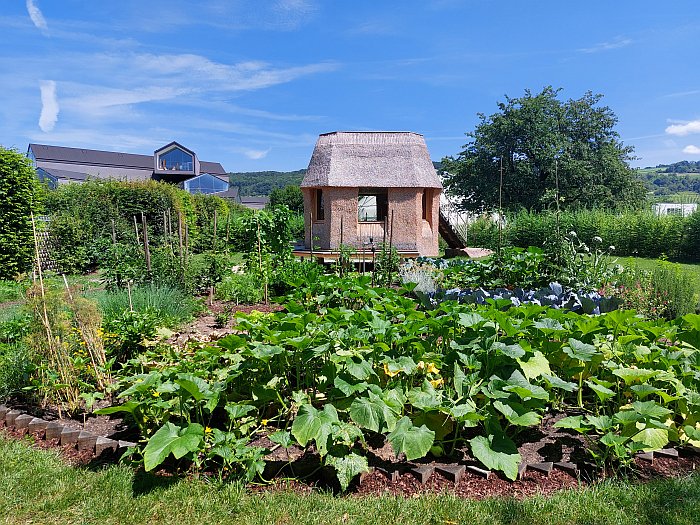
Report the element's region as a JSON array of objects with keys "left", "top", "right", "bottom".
[{"left": 94, "top": 284, "right": 201, "bottom": 328}]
